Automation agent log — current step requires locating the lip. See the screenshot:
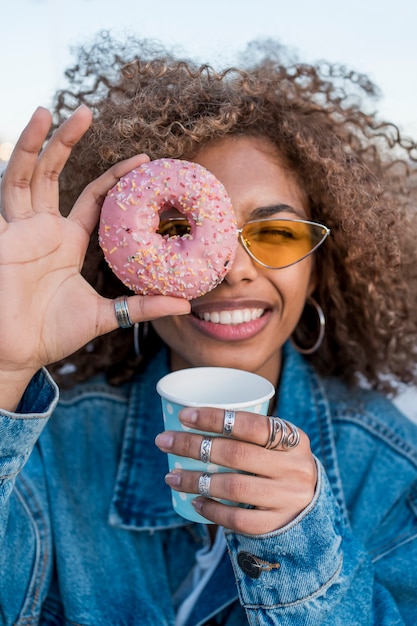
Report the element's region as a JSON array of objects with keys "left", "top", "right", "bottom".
[{"left": 189, "top": 299, "right": 272, "bottom": 342}]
